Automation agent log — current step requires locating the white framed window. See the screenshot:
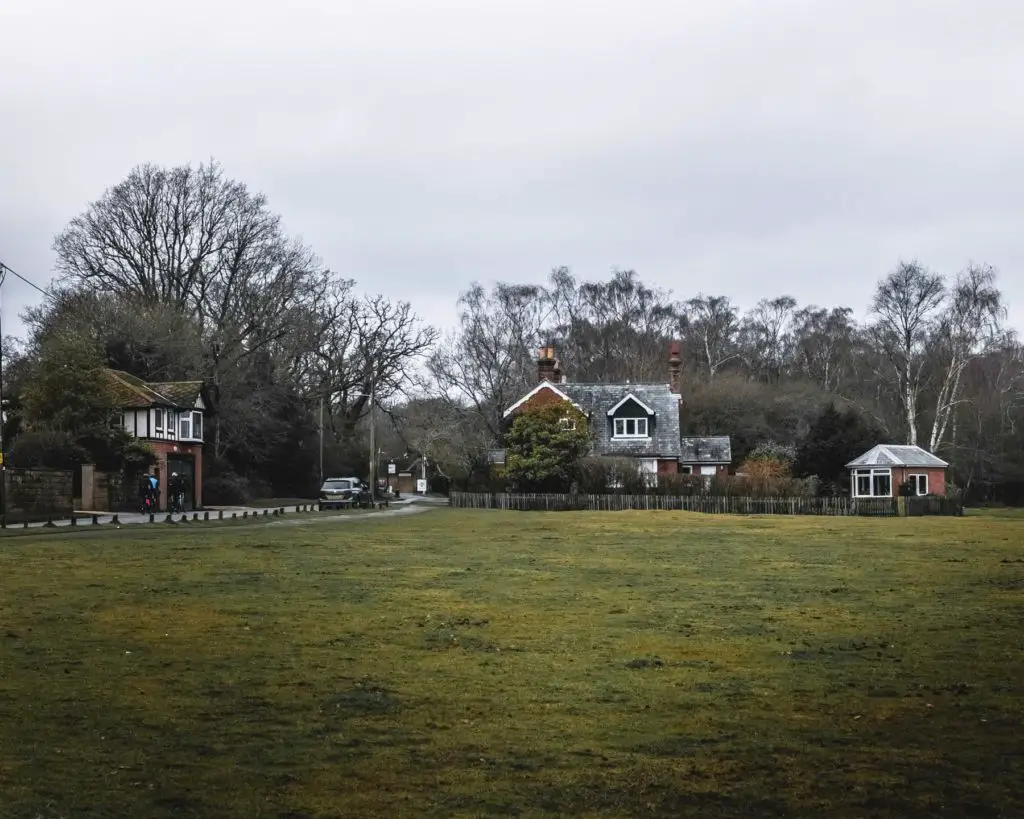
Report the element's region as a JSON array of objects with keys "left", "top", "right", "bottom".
[
  {"left": 613, "top": 417, "right": 649, "bottom": 438},
  {"left": 558, "top": 417, "right": 576, "bottom": 431},
  {"left": 180, "top": 414, "right": 192, "bottom": 440},
  {"left": 680, "top": 465, "right": 693, "bottom": 475},
  {"left": 853, "top": 468, "right": 892, "bottom": 498},
  {"left": 908, "top": 473, "right": 928, "bottom": 496},
  {"left": 639, "top": 459, "right": 658, "bottom": 488},
  {"left": 154, "top": 408, "right": 164, "bottom": 433}
]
